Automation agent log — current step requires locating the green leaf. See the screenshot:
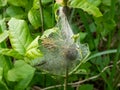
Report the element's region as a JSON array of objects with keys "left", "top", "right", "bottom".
[
  {"left": 0, "top": 55, "right": 12, "bottom": 82},
  {"left": 94, "top": 12, "right": 116, "bottom": 36},
  {"left": 41, "top": 0, "right": 52, "bottom": 5},
  {"left": 0, "top": 48, "right": 23, "bottom": 59},
  {"left": 69, "top": 0, "right": 102, "bottom": 17},
  {"left": 0, "top": 67, "right": 3, "bottom": 80},
  {"left": 0, "top": 0, "right": 7, "bottom": 7},
  {"left": 0, "top": 30, "right": 9, "bottom": 43},
  {"left": 79, "top": 32, "right": 87, "bottom": 42},
  {"left": 33, "top": 0, "right": 52, "bottom": 9},
  {"left": 7, "top": 60, "right": 35, "bottom": 90},
  {"left": 8, "top": 18, "right": 33, "bottom": 55},
  {"left": 87, "top": 0, "right": 101, "bottom": 6},
  {"left": 26, "top": 36, "right": 43, "bottom": 59},
  {"left": 6, "top": 6, "right": 26, "bottom": 19},
  {"left": 102, "top": 0, "right": 111, "bottom": 6},
  {"left": 0, "top": 81, "right": 9, "bottom": 90},
  {"left": 0, "top": 19, "right": 7, "bottom": 32},
  {"left": 87, "top": 49, "right": 117, "bottom": 61},
  {"left": 79, "top": 84, "right": 93, "bottom": 90},
  {"left": 7, "top": 0, "right": 28, "bottom": 7},
  {"left": 28, "top": 7, "right": 53, "bottom": 29},
  {"left": 28, "top": 8, "right": 41, "bottom": 29},
  {"left": 41, "top": 27, "right": 58, "bottom": 39},
  {"left": 43, "top": 9, "right": 54, "bottom": 28},
  {"left": 33, "top": 0, "right": 39, "bottom": 9}
]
